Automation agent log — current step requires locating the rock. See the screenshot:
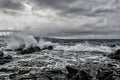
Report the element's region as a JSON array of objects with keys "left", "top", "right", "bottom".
[
  {"left": 9, "top": 73, "right": 17, "bottom": 79},
  {"left": 18, "top": 70, "right": 30, "bottom": 75},
  {"left": 0, "top": 59, "right": 5, "bottom": 65},
  {"left": 79, "top": 70, "right": 92, "bottom": 80},
  {"left": 0, "top": 51, "right": 3, "bottom": 57},
  {"left": 42, "top": 46, "right": 54, "bottom": 50},
  {"left": 46, "top": 70, "right": 63, "bottom": 74},
  {"left": 96, "top": 68, "right": 113, "bottom": 80},
  {"left": 3, "top": 55, "right": 12, "bottom": 63},
  {"left": 44, "top": 69, "right": 66, "bottom": 80},
  {"left": 0, "top": 55, "right": 12, "bottom": 65},
  {"left": 66, "top": 66, "right": 92, "bottom": 80},
  {"left": 108, "top": 49, "right": 120, "bottom": 60},
  {"left": 96, "top": 68, "right": 120, "bottom": 80},
  {"left": 66, "top": 66, "right": 78, "bottom": 79},
  {"left": 47, "top": 46, "right": 53, "bottom": 50},
  {"left": 110, "top": 45, "right": 116, "bottom": 47},
  {"left": 0, "top": 68, "right": 8, "bottom": 72},
  {"left": 18, "top": 46, "right": 41, "bottom": 54},
  {"left": 4, "top": 55, "right": 12, "bottom": 59}
]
